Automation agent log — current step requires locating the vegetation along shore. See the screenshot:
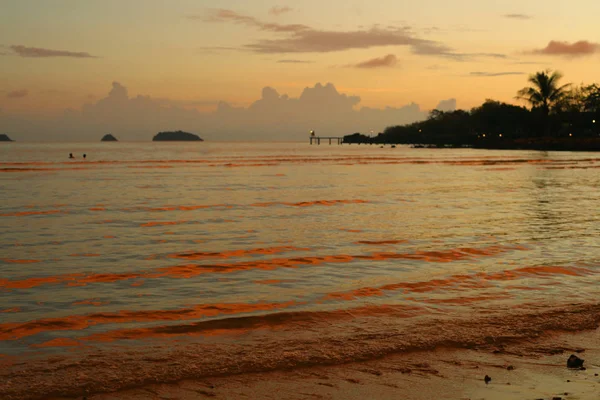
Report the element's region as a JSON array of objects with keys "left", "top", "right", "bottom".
[{"left": 344, "top": 70, "right": 600, "bottom": 151}]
